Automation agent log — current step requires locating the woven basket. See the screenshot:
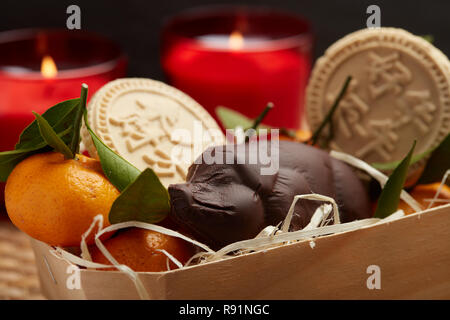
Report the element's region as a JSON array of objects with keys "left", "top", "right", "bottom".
[{"left": 0, "top": 216, "right": 44, "bottom": 300}]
